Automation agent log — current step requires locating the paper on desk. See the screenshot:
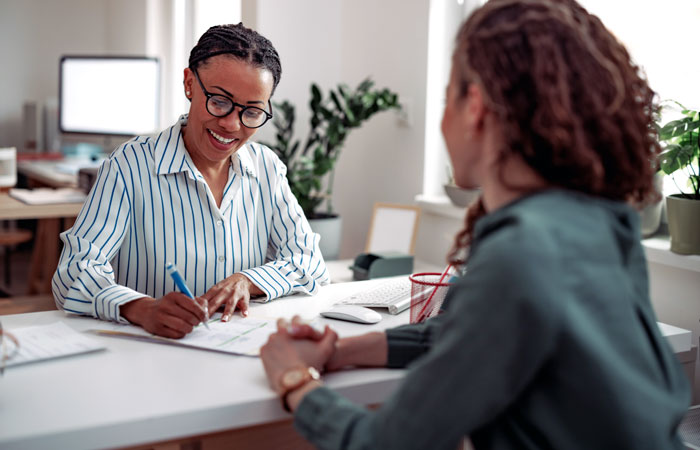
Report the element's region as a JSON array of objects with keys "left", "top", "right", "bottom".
[
  {"left": 9, "top": 188, "right": 87, "bottom": 205},
  {"left": 4, "top": 322, "right": 106, "bottom": 368},
  {"left": 90, "top": 316, "right": 275, "bottom": 356}
]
